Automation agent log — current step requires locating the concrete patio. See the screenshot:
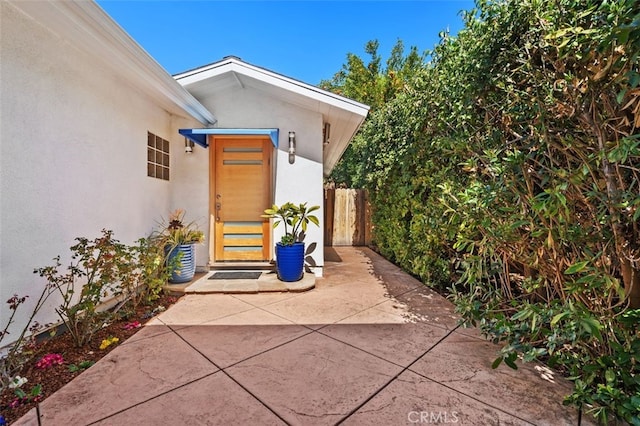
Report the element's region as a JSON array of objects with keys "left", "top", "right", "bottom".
[{"left": 15, "top": 247, "right": 593, "bottom": 425}]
